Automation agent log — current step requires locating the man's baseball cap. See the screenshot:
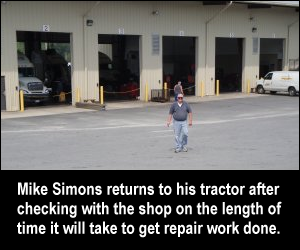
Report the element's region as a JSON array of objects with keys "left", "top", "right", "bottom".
[{"left": 177, "top": 93, "right": 183, "bottom": 98}]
